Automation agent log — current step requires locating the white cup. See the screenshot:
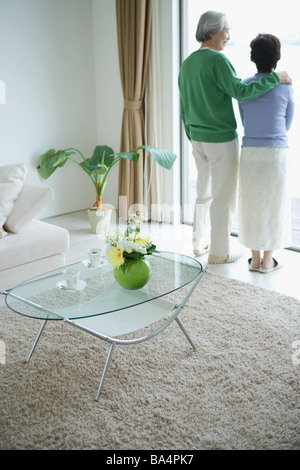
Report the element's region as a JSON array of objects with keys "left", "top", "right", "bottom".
[
  {"left": 87, "top": 248, "right": 103, "bottom": 268},
  {"left": 63, "top": 267, "right": 81, "bottom": 290}
]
